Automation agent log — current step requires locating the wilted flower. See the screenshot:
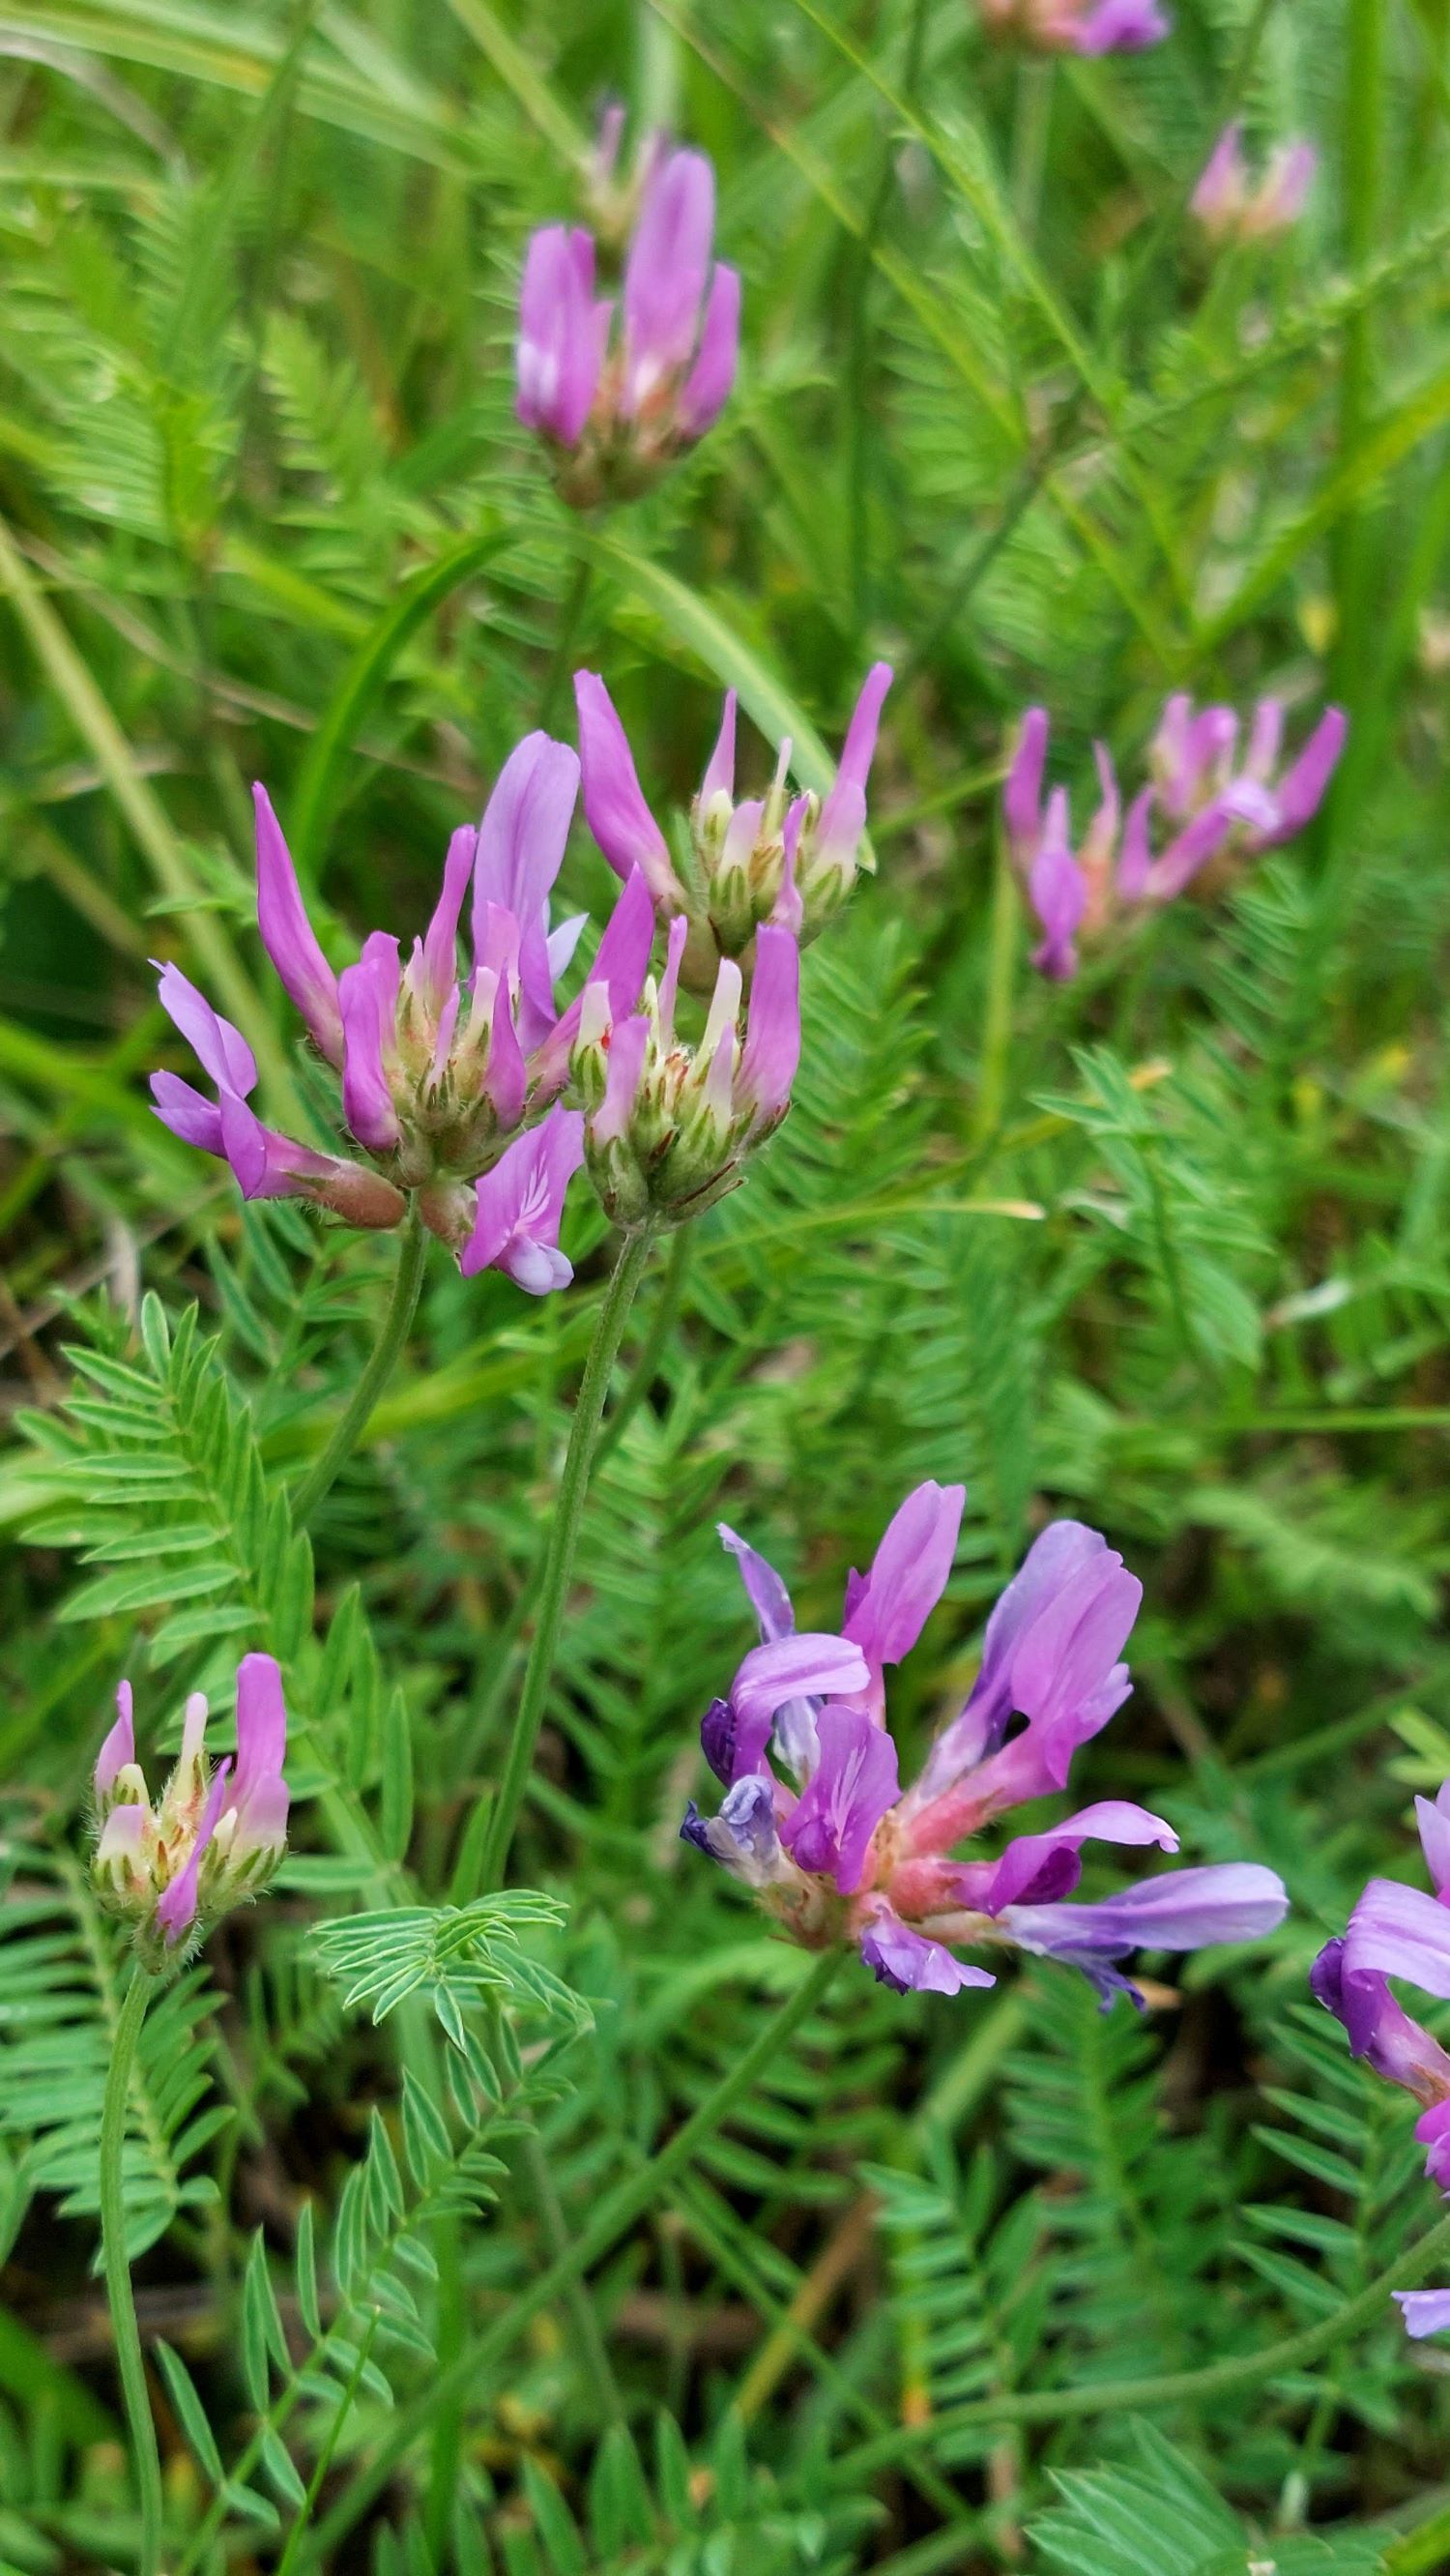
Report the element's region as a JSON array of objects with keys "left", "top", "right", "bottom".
[
  {"left": 151, "top": 739, "right": 655, "bottom": 1292},
  {"left": 683, "top": 1491, "right": 1288, "bottom": 2002},
  {"left": 1313, "top": 1785, "right": 1450, "bottom": 2337},
  {"left": 979, "top": 0, "right": 1168, "bottom": 54},
  {"left": 516, "top": 141, "right": 740, "bottom": 505},
  {"left": 1192, "top": 123, "right": 1317, "bottom": 245},
  {"left": 1003, "top": 694, "right": 1346, "bottom": 978},
  {"left": 574, "top": 914, "right": 799, "bottom": 1228},
  {"left": 575, "top": 663, "right": 892, "bottom": 994},
  {"left": 93, "top": 1656, "right": 290, "bottom": 1964}
]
